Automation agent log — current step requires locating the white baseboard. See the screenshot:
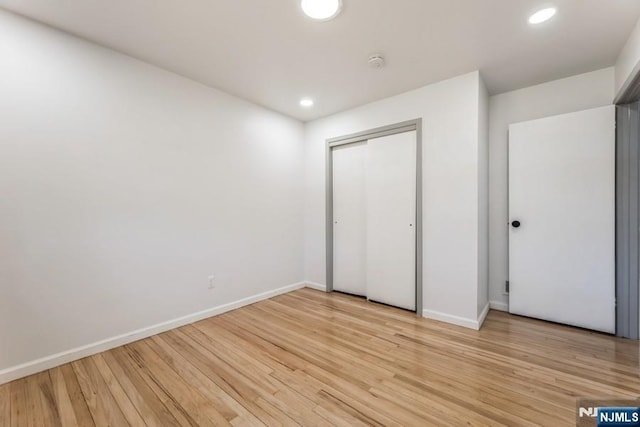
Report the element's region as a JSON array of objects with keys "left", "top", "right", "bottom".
[
  {"left": 0, "top": 281, "right": 306, "bottom": 385},
  {"left": 423, "top": 304, "right": 490, "bottom": 331},
  {"left": 304, "top": 282, "right": 327, "bottom": 292},
  {"left": 477, "top": 302, "right": 490, "bottom": 329},
  {"left": 490, "top": 300, "right": 509, "bottom": 312}
]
